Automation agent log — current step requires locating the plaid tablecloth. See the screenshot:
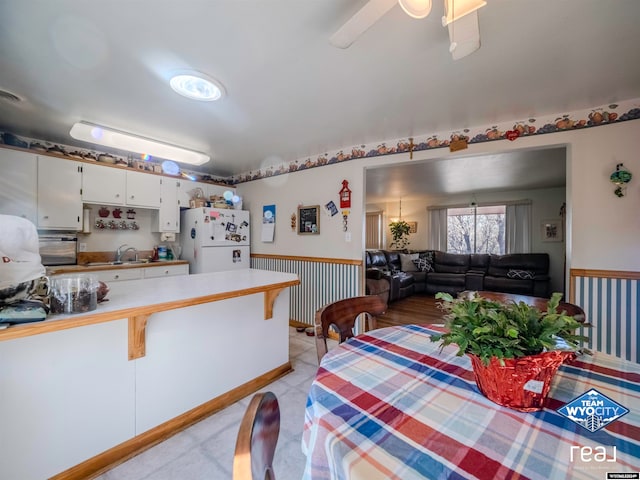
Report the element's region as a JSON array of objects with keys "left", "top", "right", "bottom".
[{"left": 302, "top": 324, "right": 640, "bottom": 480}]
